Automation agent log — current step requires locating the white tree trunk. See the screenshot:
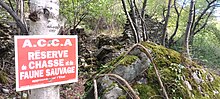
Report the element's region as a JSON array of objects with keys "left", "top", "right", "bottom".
[
  {"left": 29, "top": 0, "right": 63, "bottom": 98},
  {"left": 183, "top": 0, "right": 195, "bottom": 60},
  {"left": 29, "top": 0, "right": 61, "bottom": 35}
]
